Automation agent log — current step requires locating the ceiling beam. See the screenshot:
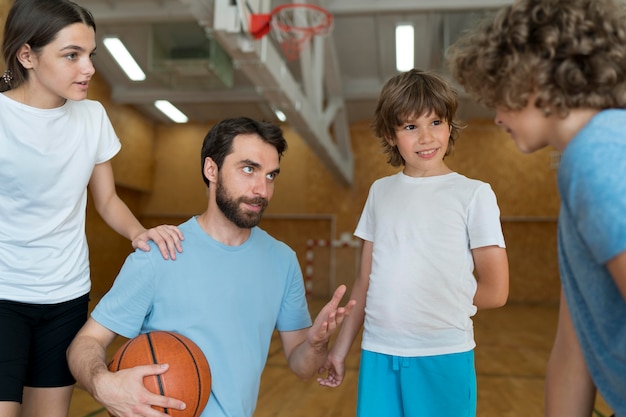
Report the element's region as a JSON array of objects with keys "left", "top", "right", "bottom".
[
  {"left": 81, "top": 0, "right": 511, "bottom": 23},
  {"left": 81, "top": 0, "right": 194, "bottom": 23},
  {"left": 108, "top": 87, "right": 264, "bottom": 103},
  {"left": 323, "top": 0, "right": 514, "bottom": 15}
]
